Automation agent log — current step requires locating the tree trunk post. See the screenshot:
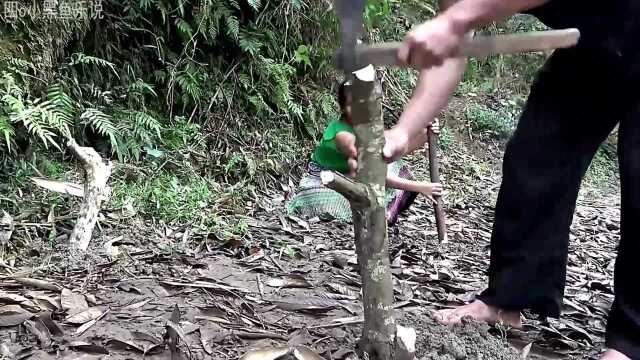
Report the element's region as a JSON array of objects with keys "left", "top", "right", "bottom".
[
  {"left": 323, "top": 66, "right": 414, "bottom": 359},
  {"left": 67, "top": 139, "right": 112, "bottom": 252}
]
